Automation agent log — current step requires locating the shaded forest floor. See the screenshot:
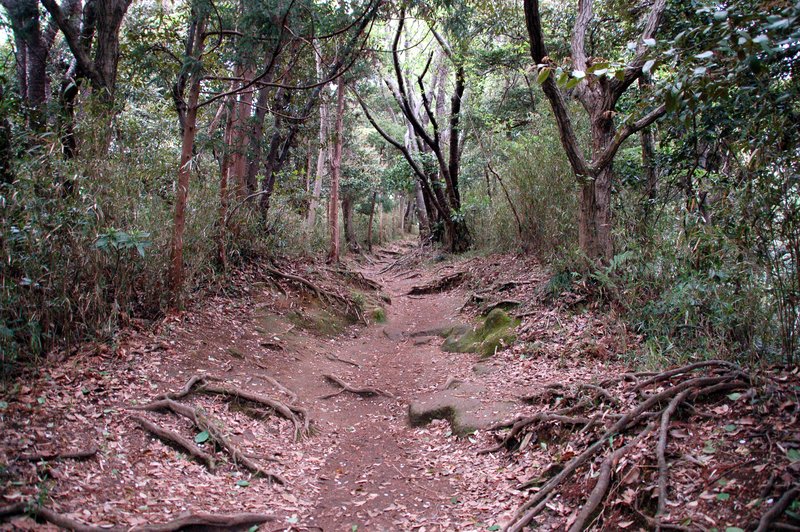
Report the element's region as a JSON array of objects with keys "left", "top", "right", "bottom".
[{"left": 1, "top": 241, "right": 798, "bottom": 531}]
